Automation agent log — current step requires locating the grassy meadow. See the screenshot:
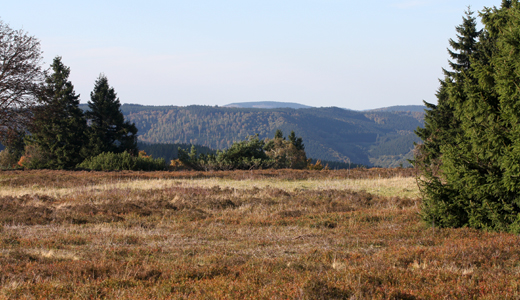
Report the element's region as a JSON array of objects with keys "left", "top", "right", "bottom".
[{"left": 1, "top": 169, "right": 520, "bottom": 299}]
